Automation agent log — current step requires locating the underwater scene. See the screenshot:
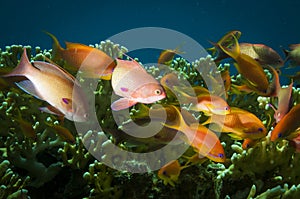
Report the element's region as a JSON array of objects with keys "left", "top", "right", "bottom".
[{"left": 1, "top": 1, "right": 300, "bottom": 199}]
